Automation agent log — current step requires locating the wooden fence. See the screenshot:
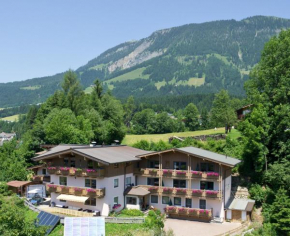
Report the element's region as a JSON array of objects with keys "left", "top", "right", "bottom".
[
  {"left": 214, "top": 222, "right": 250, "bottom": 236},
  {"left": 105, "top": 217, "right": 145, "bottom": 224},
  {"left": 24, "top": 199, "right": 41, "bottom": 213}
]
